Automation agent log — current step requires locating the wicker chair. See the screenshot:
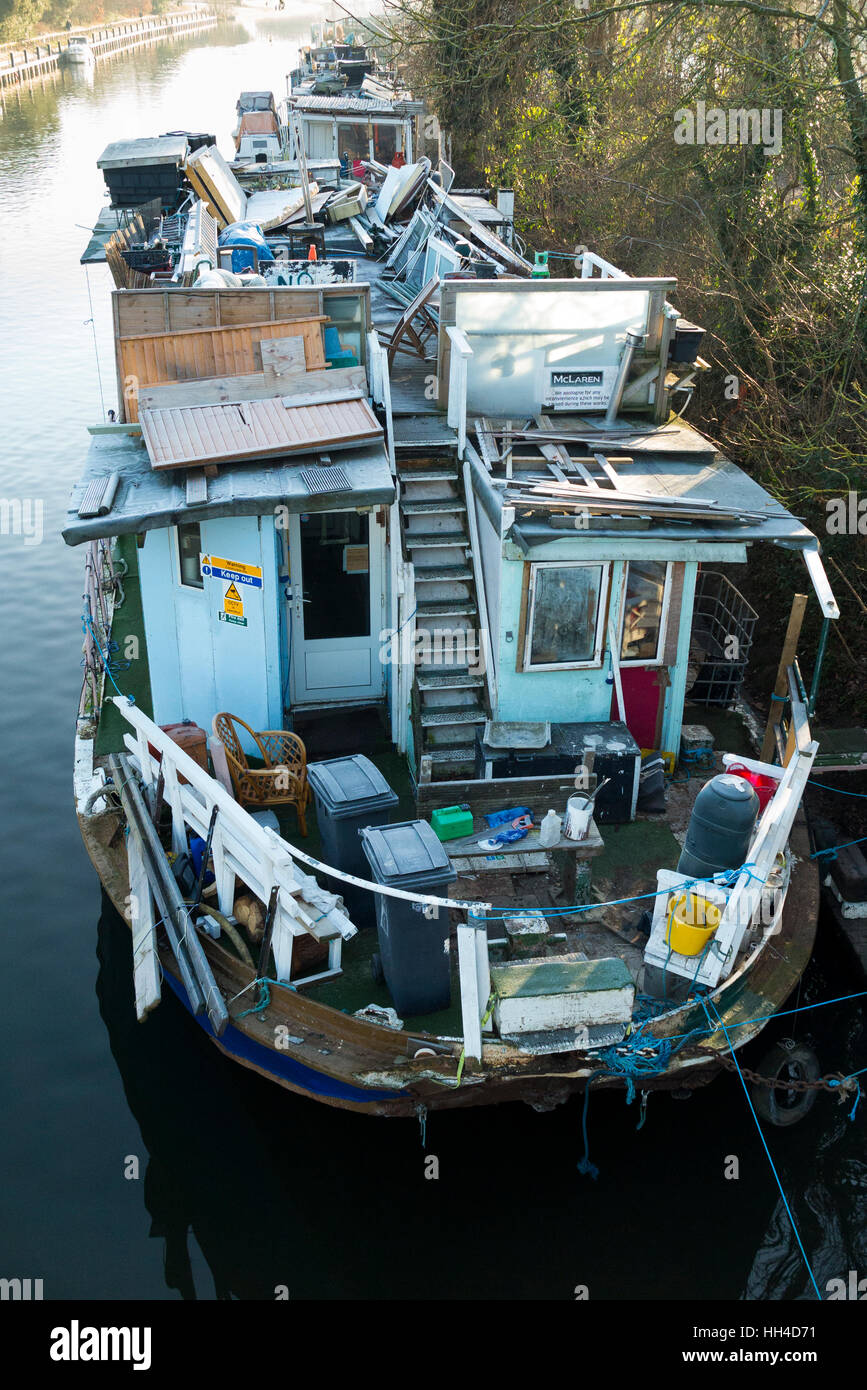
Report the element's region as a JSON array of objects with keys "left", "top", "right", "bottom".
[{"left": 212, "top": 712, "right": 310, "bottom": 836}]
